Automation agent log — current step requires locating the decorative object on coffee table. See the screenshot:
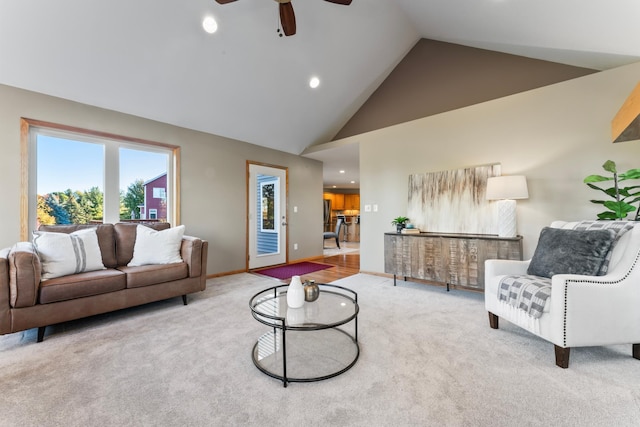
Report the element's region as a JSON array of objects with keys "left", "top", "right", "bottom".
[
  {"left": 304, "top": 279, "right": 319, "bottom": 302},
  {"left": 287, "top": 275, "right": 305, "bottom": 308}
]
